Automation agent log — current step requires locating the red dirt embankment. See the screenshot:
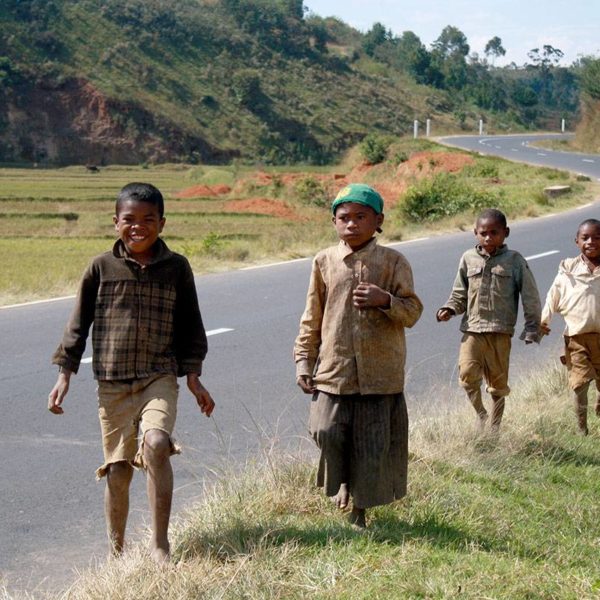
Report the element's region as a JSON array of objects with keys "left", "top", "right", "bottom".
[
  {"left": 174, "top": 184, "right": 232, "bottom": 198},
  {"left": 223, "top": 198, "right": 299, "bottom": 219},
  {"left": 174, "top": 150, "right": 474, "bottom": 216}
]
